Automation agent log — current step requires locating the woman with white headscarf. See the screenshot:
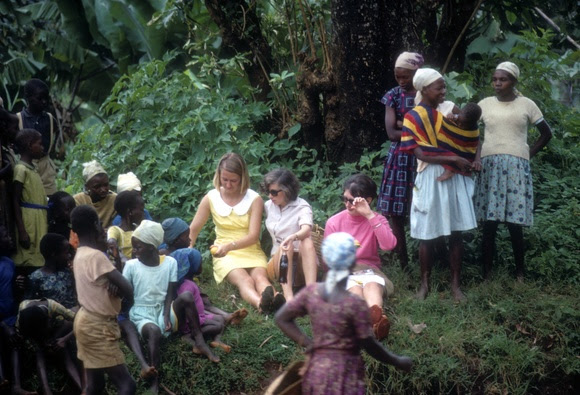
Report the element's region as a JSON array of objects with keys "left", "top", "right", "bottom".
[
  {"left": 400, "top": 68, "right": 477, "bottom": 302},
  {"left": 376, "top": 52, "right": 424, "bottom": 270},
  {"left": 474, "top": 62, "right": 552, "bottom": 281},
  {"left": 73, "top": 160, "right": 117, "bottom": 228},
  {"left": 274, "top": 232, "right": 412, "bottom": 395},
  {"left": 111, "top": 172, "right": 153, "bottom": 226}
]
